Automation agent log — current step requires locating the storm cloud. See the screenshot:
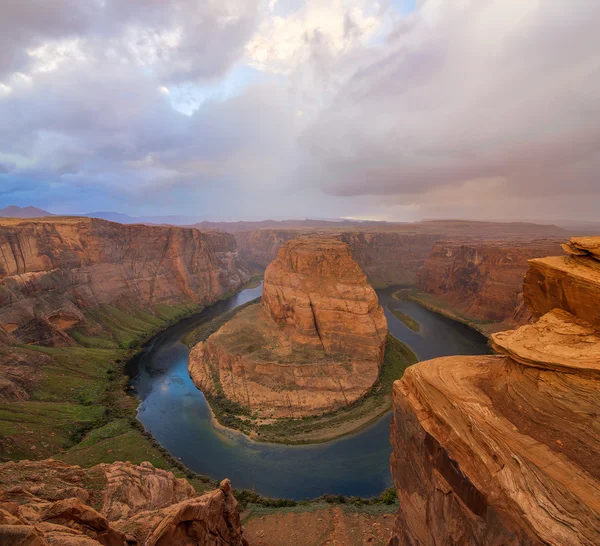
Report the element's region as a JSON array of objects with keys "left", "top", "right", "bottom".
[{"left": 0, "top": 0, "right": 599, "bottom": 221}]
